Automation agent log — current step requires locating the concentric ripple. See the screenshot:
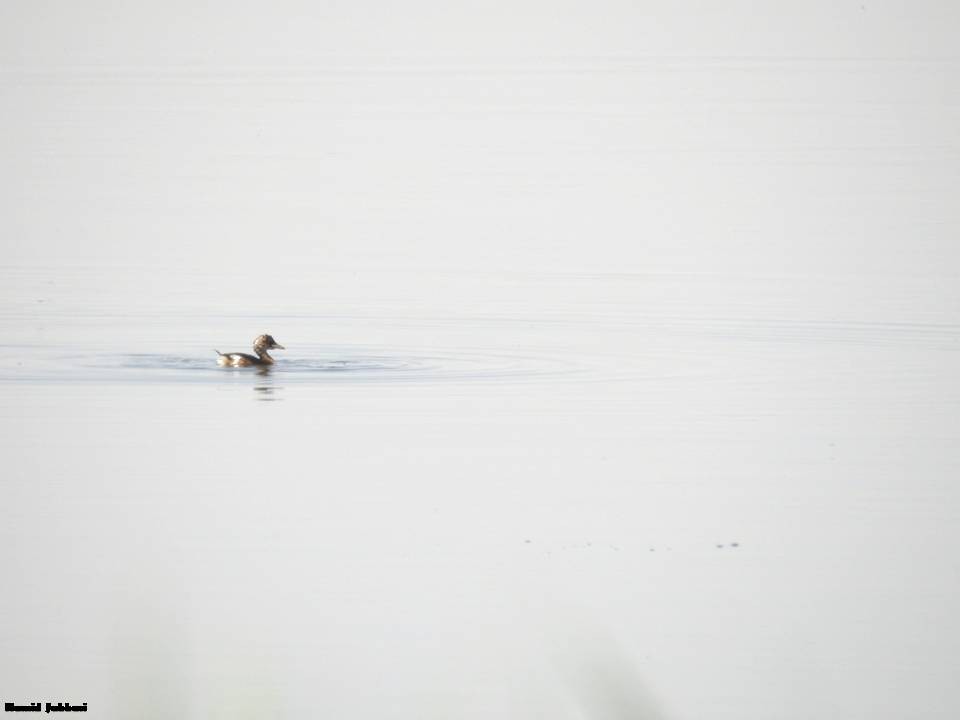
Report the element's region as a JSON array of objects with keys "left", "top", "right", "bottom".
[{"left": 20, "top": 345, "right": 587, "bottom": 386}]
